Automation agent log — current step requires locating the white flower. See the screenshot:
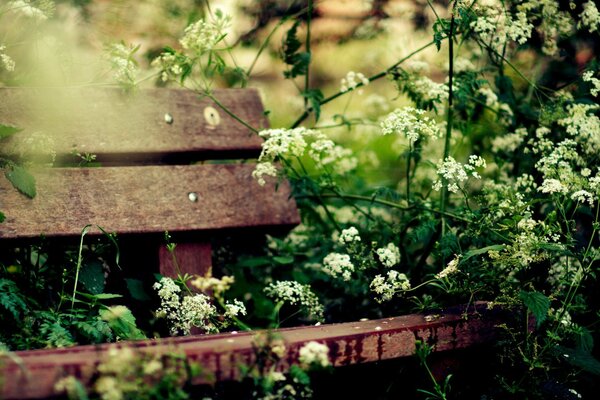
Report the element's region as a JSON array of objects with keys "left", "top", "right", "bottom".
[
  {"left": 340, "top": 71, "right": 369, "bottom": 93},
  {"left": 322, "top": 252, "right": 355, "bottom": 281},
  {"left": 583, "top": 70, "right": 600, "bottom": 96},
  {"left": 571, "top": 190, "right": 595, "bottom": 206},
  {"left": 252, "top": 162, "right": 278, "bottom": 186},
  {"left": 180, "top": 12, "right": 231, "bottom": 54},
  {"left": 106, "top": 42, "right": 139, "bottom": 88},
  {"left": 298, "top": 341, "right": 330, "bottom": 368},
  {"left": 538, "top": 178, "right": 568, "bottom": 195},
  {"left": 436, "top": 255, "right": 460, "bottom": 279},
  {"left": 264, "top": 281, "right": 324, "bottom": 321},
  {"left": 0, "top": 45, "right": 15, "bottom": 72},
  {"left": 224, "top": 299, "right": 247, "bottom": 319},
  {"left": 478, "top": 87, "right": 499, "bottom": 108},
  {"left": 370, "top": 270, "right": 411, "bottom": 302},
  {"left": 376, "top": 243, "right": 400, "bottom": 267},
  {"left": 580, "top": 1, "right": 600, "bottom": 33},
  {"left": 8, "top": 0, "right": 50, "bottom": 21},
  {"left": 432, "top": 156, "right": 486, "bottom": 193},
  {"left": 339, "top": 227, "right": 361, "bottom": 244},
  {"left": 380, "top": 107, "right": 441, "bottom": 143}
]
